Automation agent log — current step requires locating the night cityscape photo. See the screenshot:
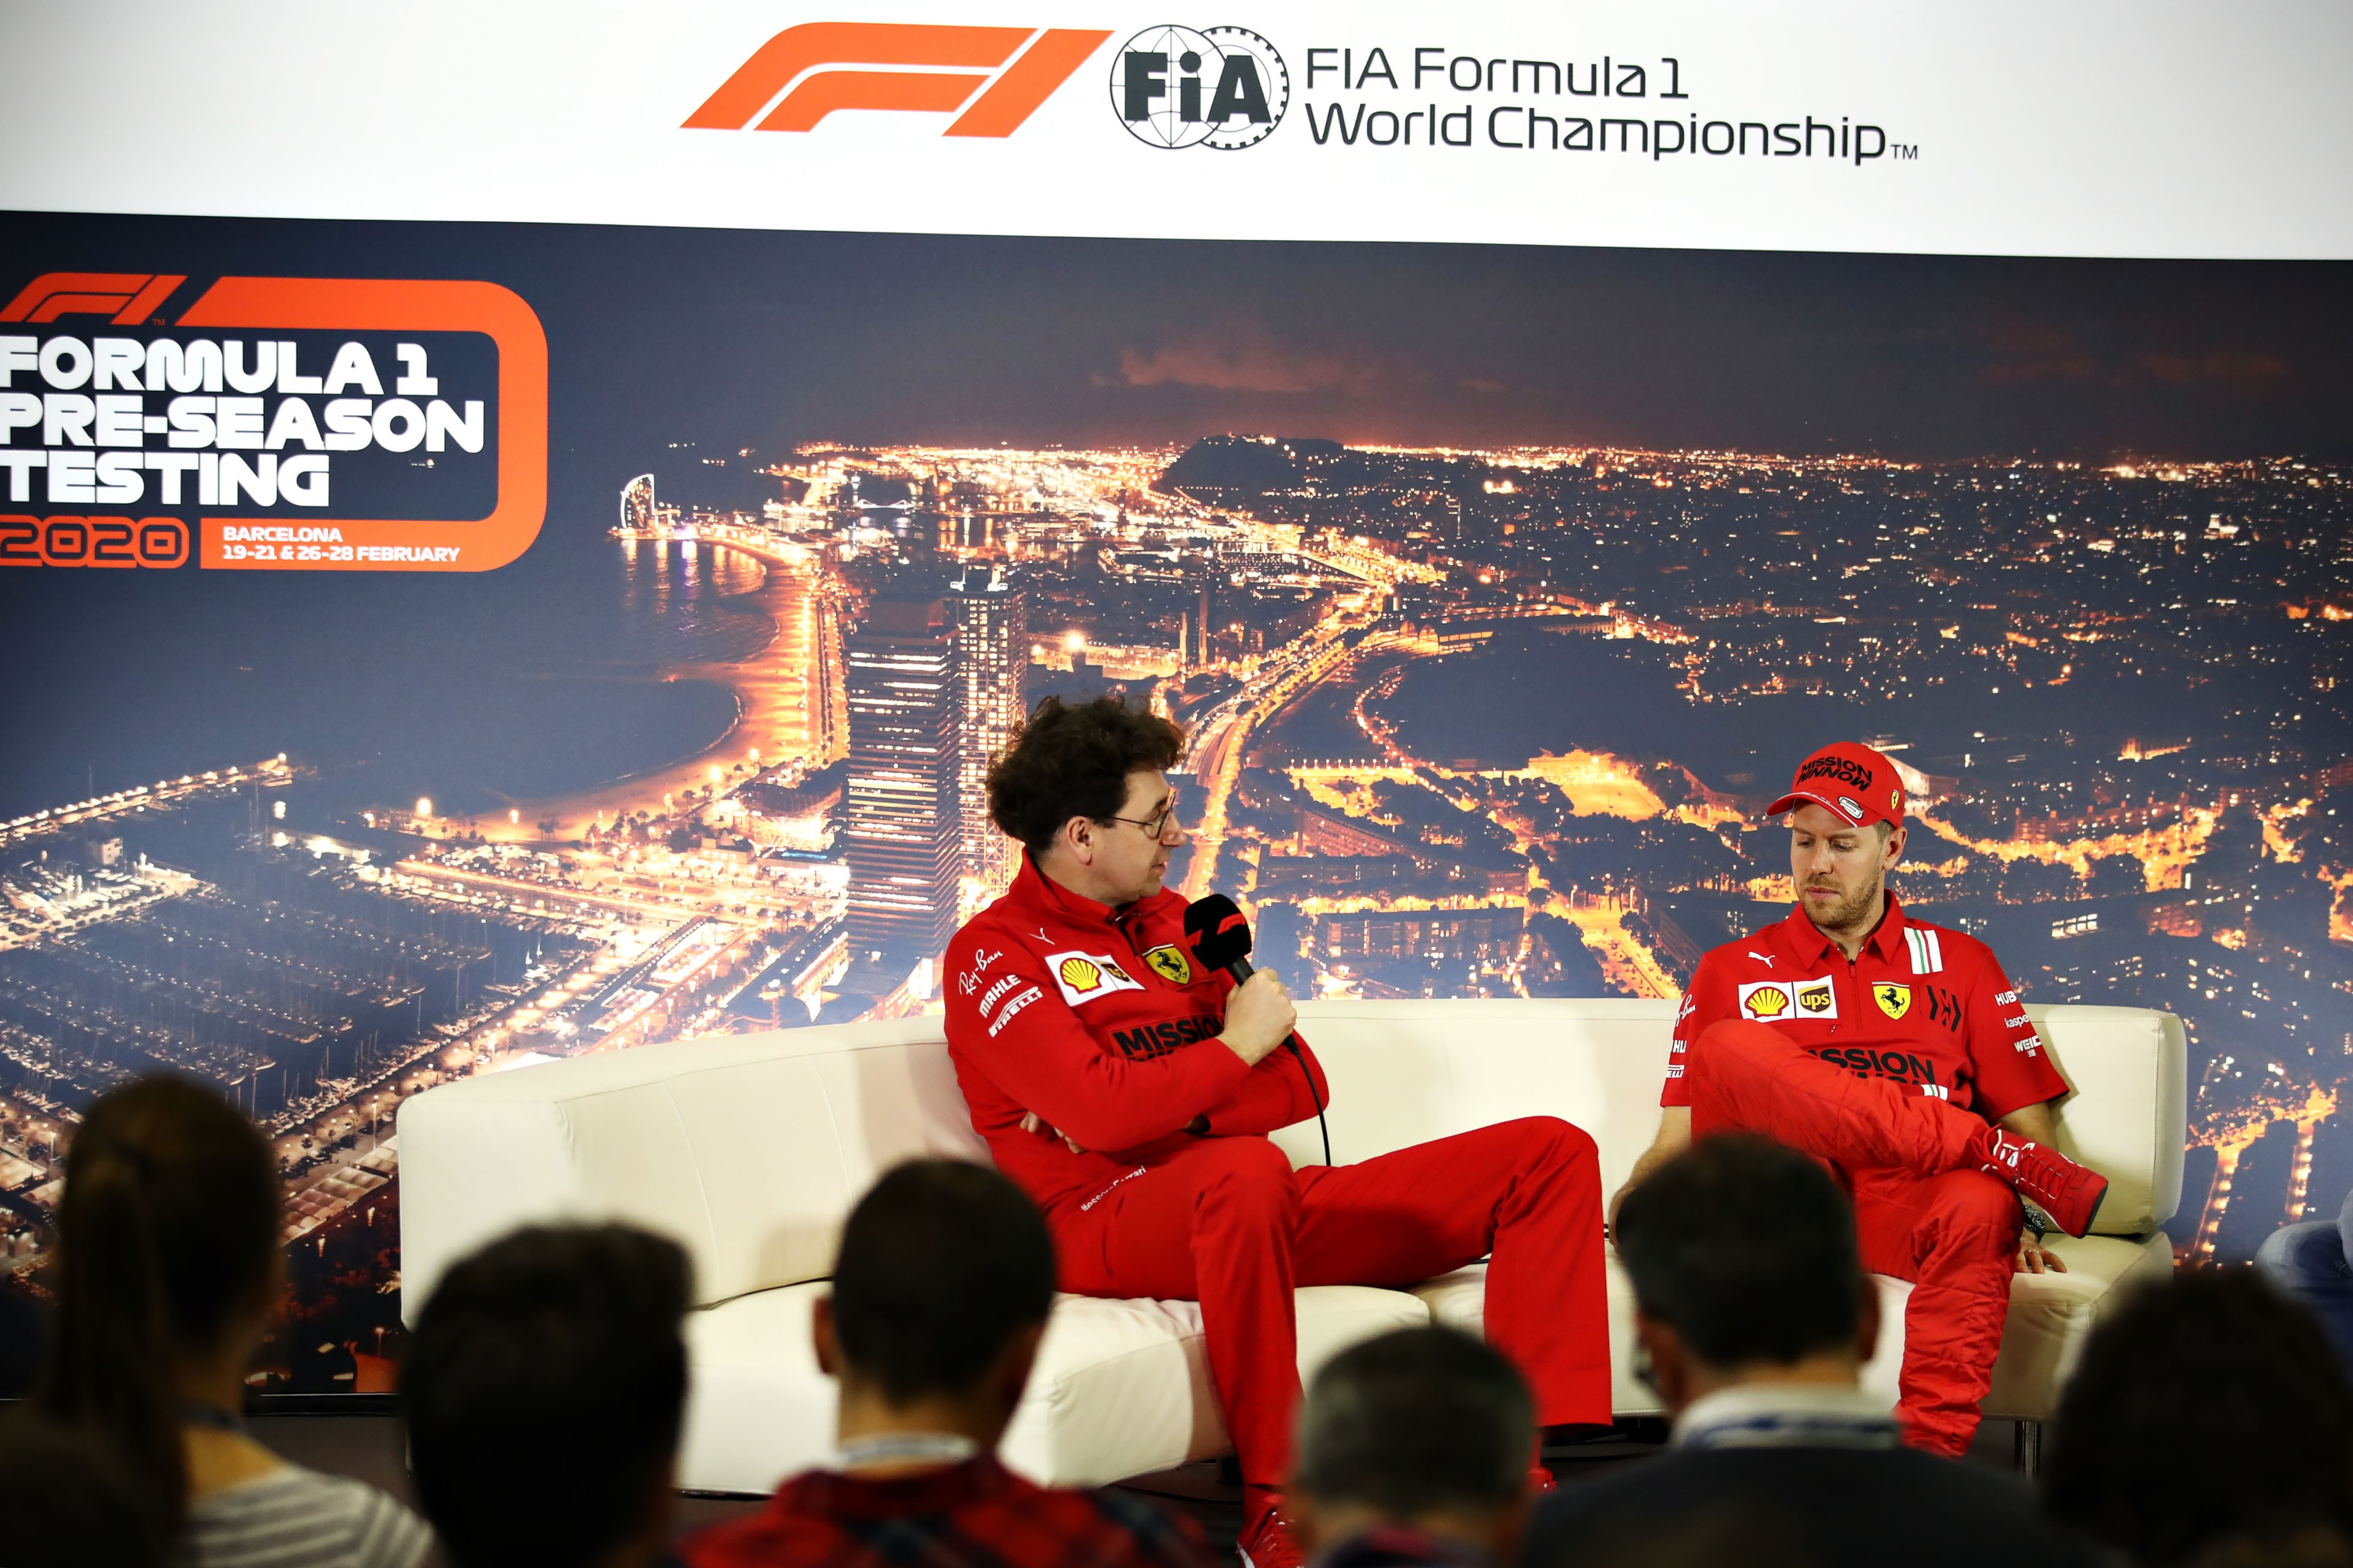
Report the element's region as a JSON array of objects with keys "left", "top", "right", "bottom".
[{"left": 0, "top": 216, "right": 2348, "bottom": 1392}]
